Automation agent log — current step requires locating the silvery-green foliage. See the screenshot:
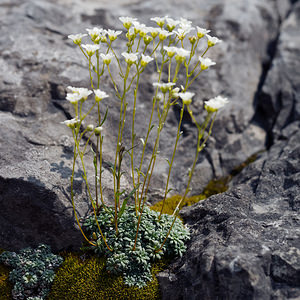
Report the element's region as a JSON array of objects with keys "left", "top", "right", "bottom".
[
  {"left": 0, "top": 244, "right": 63, "bottom": 300},
  {"left": 83, "top": 206, "right": 190, "bottom": 287}
]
